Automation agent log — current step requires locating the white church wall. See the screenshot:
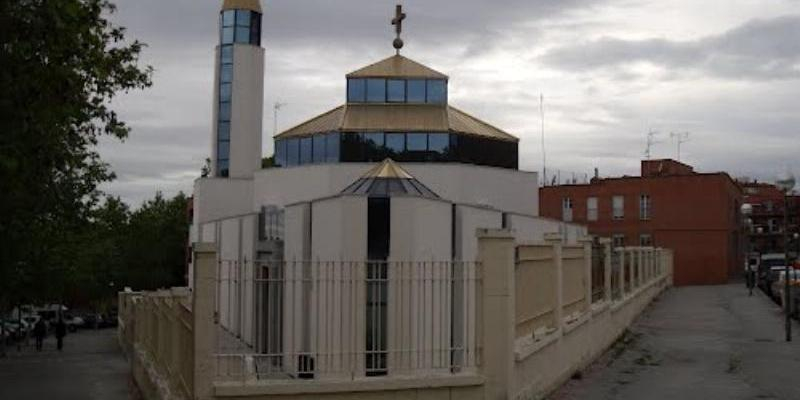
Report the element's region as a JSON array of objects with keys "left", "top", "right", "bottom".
[
  {"left": 311, "top": 196, "right": 368, "bottom": 261},
  {"left": 228, "top": 45, "right": 264, "bottom": 179},
  {"left": 194, "top": 177, "right": 254, "bottom": 224},
  {"left": 455, "top": 204, "right": 503, "bottom": 262},
  {"left": 253, "top": 164, "right": 365, "bottom": 211},
  {"left": 389, "top": 196, "right": 452, "bottom": 261}
]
